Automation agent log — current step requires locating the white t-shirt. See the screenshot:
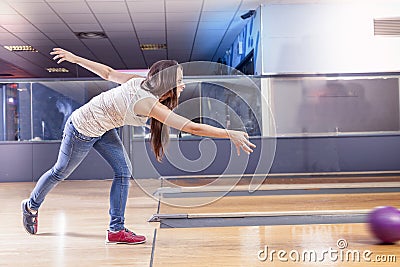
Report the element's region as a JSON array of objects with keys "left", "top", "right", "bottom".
[{"left": 70, "top": 77, "right": 157, "bottom": 137}]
